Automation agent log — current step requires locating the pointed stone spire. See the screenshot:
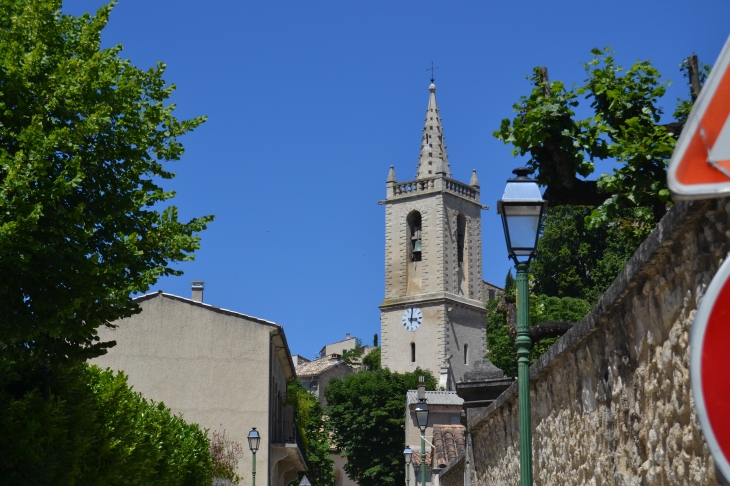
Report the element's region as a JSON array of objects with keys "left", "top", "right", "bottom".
[
  {"left": 469, "top": 169, "right": 480, "bottom": 188},
  {"left": 416, "top": 83, "right": 451, "bottom": 180},
  {"left": 387, "top": 165, "right": 397, "bottom": 183}
]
